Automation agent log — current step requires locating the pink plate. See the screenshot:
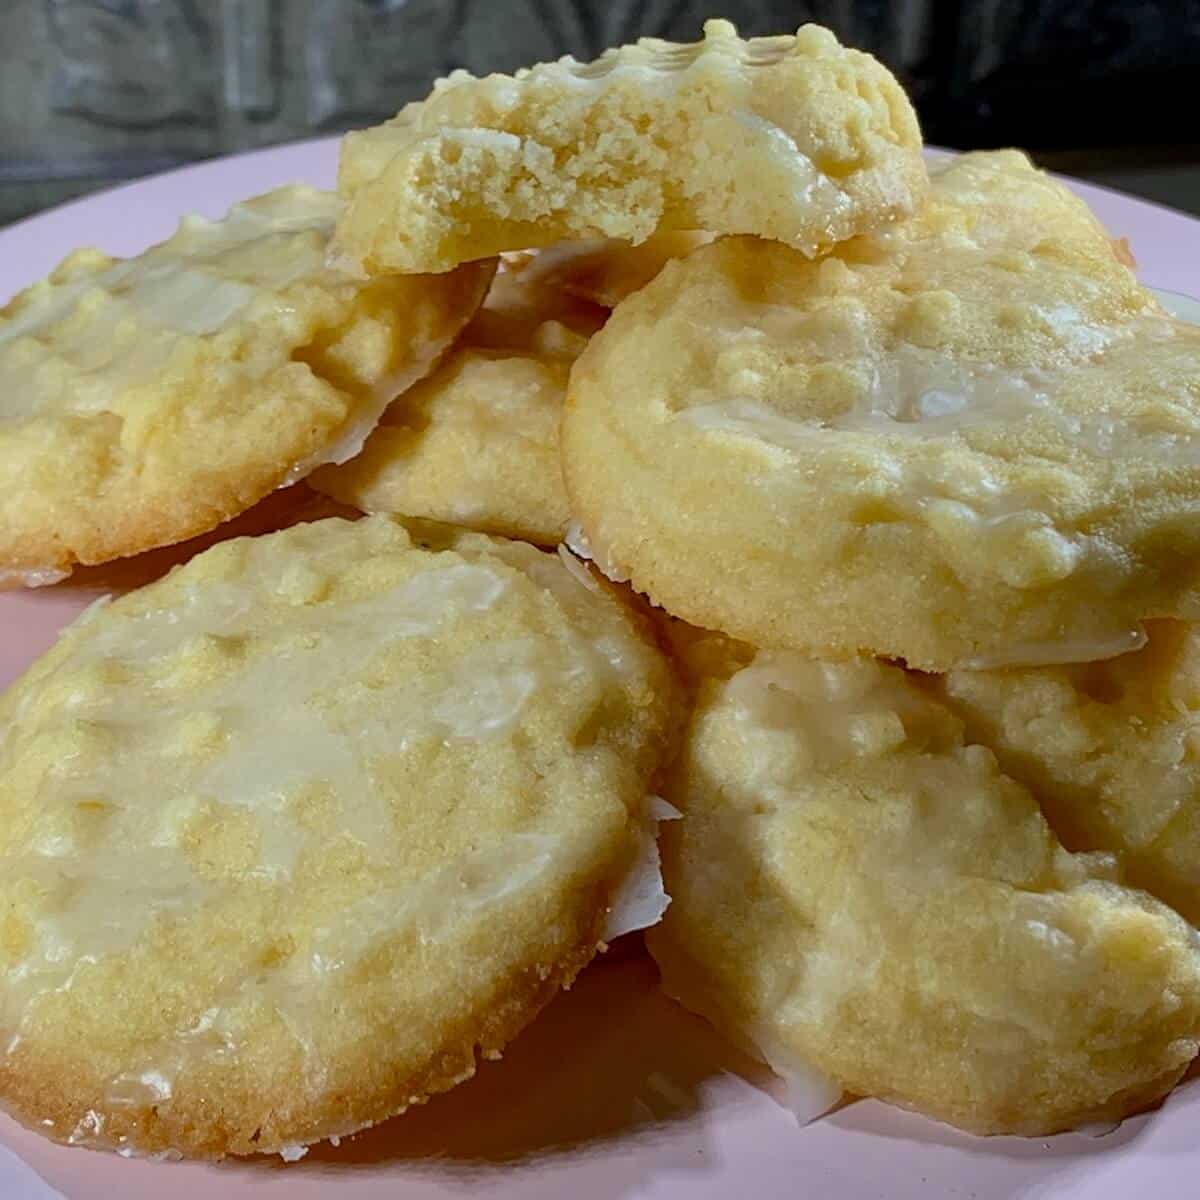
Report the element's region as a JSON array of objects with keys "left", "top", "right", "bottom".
[{"left": 2, "top": 139, "right": 1200, "bottom": 1200}]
